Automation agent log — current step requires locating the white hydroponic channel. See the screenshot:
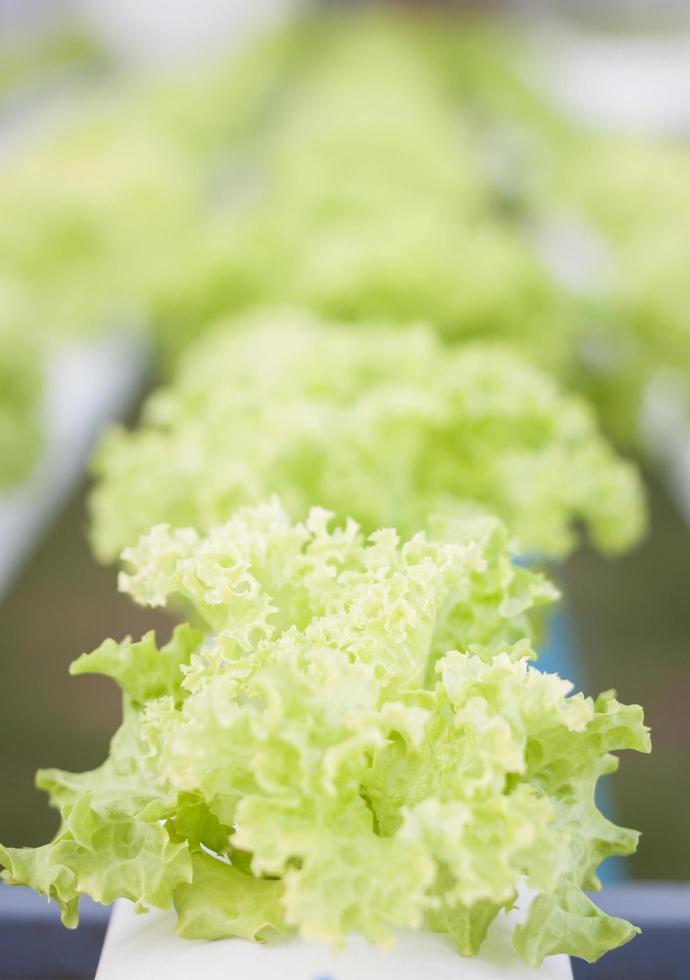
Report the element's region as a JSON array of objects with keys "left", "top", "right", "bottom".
[{"left": 96, "top": 892, "right": 572, "bottom": 980}]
